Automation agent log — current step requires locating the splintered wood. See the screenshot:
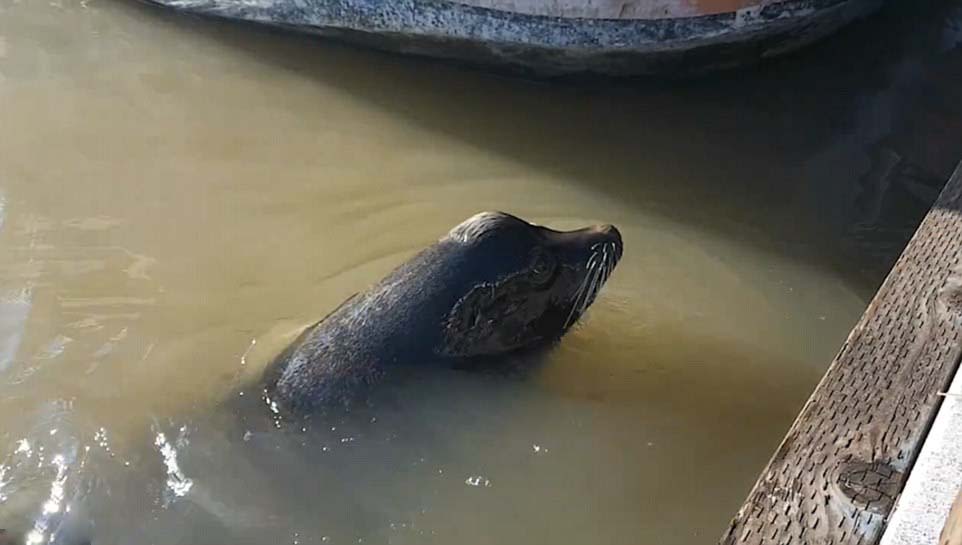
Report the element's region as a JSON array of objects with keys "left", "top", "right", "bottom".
[{"left": 721, "top": 161, "right": 962, "bottom": 545}]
